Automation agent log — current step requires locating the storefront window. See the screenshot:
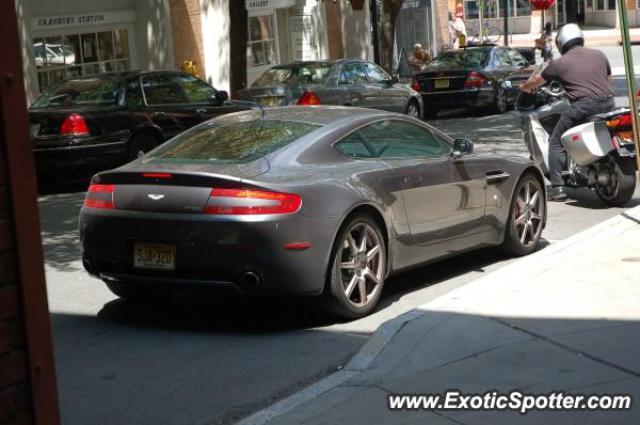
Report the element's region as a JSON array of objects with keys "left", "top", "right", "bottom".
[
  {"left": 34, "top": 29, "right": 131, "bottom": 92},
  {"left": 464, "top": 0, "right": 531, "bottom": 19},
  {"left": 248, "top": 15, "right": 277, "bottom": 67}
]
